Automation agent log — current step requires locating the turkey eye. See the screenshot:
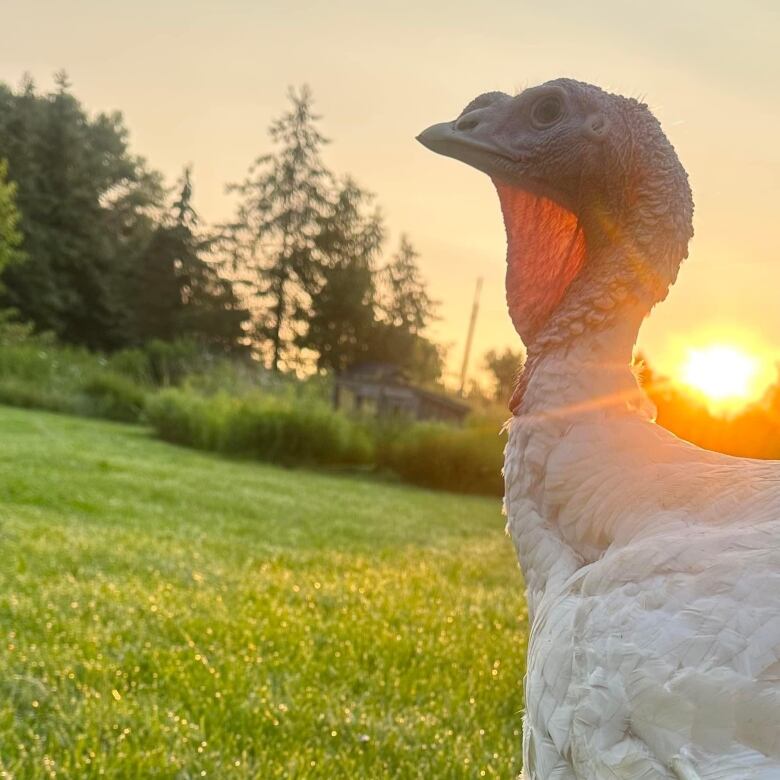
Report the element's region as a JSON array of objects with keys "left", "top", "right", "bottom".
[{"left": 531, "top": 95, "right": 563, "bottom": 128}]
